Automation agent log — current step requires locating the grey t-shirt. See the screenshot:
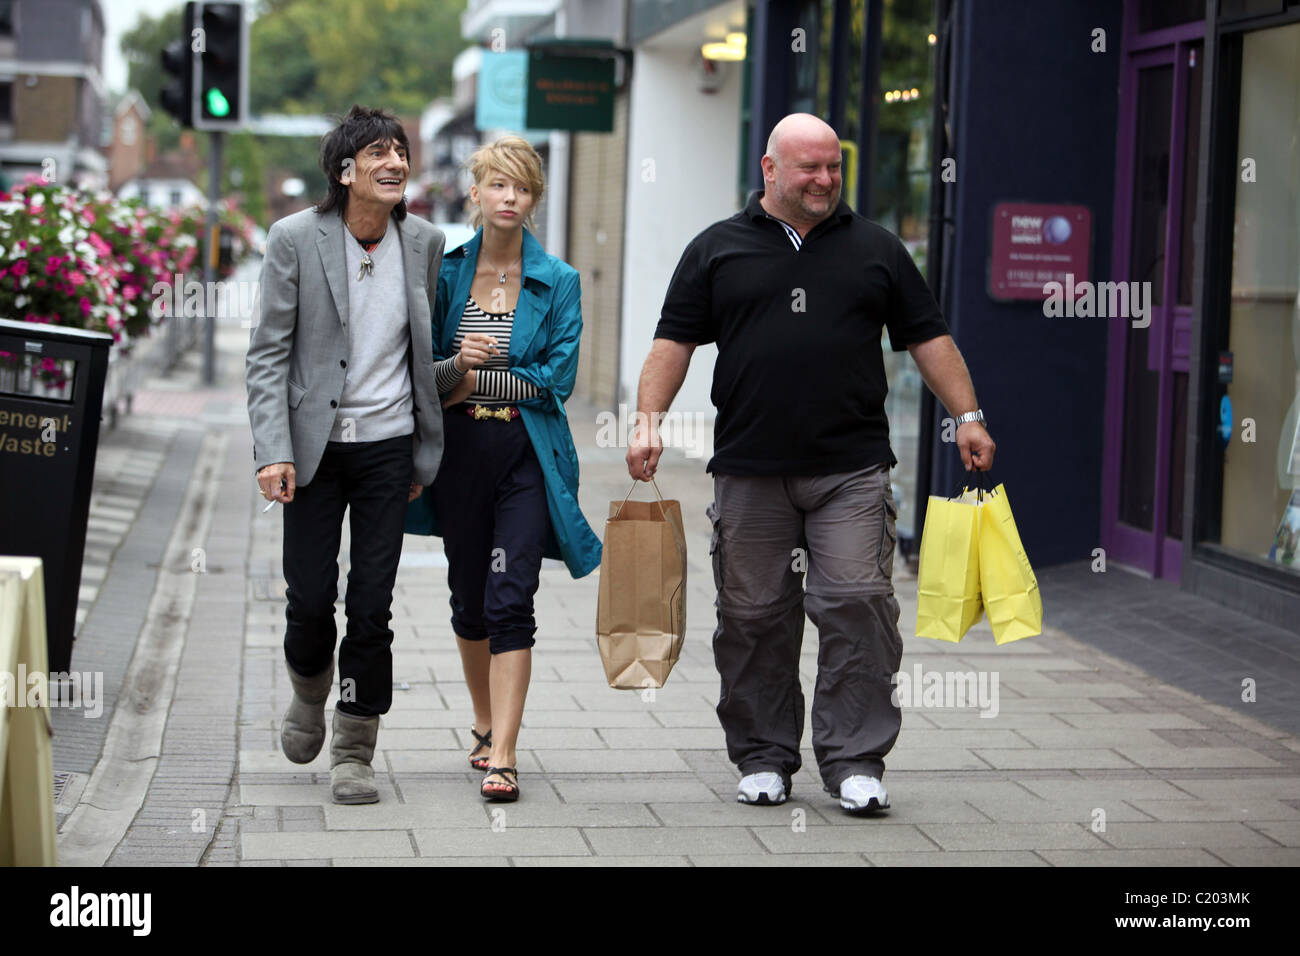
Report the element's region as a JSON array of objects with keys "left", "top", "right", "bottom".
[{"left": 330, "top": 225, "right": 415, "bottom": 443}]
